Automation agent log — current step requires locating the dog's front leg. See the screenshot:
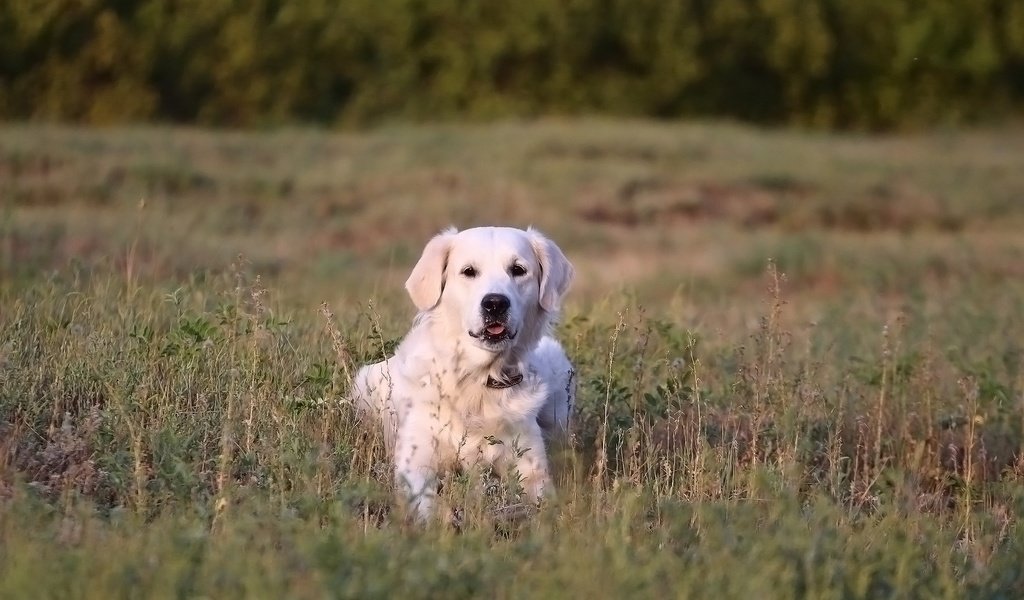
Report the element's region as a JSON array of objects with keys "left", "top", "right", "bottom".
[
  {"left": 393, "top": 418, "right": 441, "bottom": 522},
  {"left": 512, "top": 422, "right": 553, "bottom": 506}
]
